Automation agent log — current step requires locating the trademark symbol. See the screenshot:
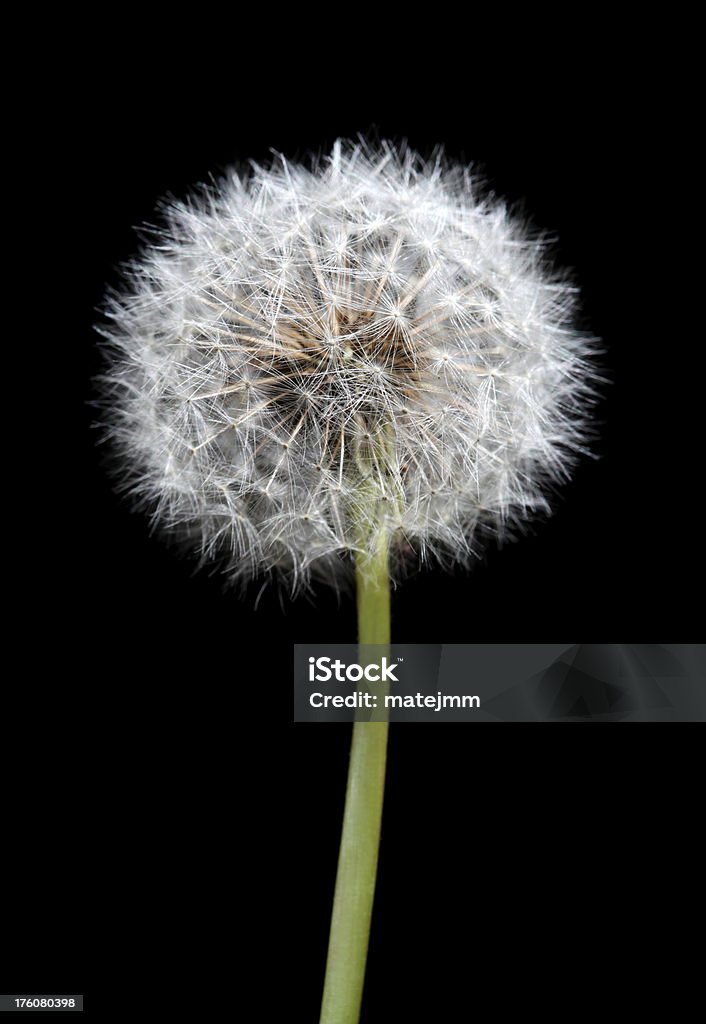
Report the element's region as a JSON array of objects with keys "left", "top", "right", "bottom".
[{"left": 397, "top": 657, "right": 404, "bottom": 662}]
